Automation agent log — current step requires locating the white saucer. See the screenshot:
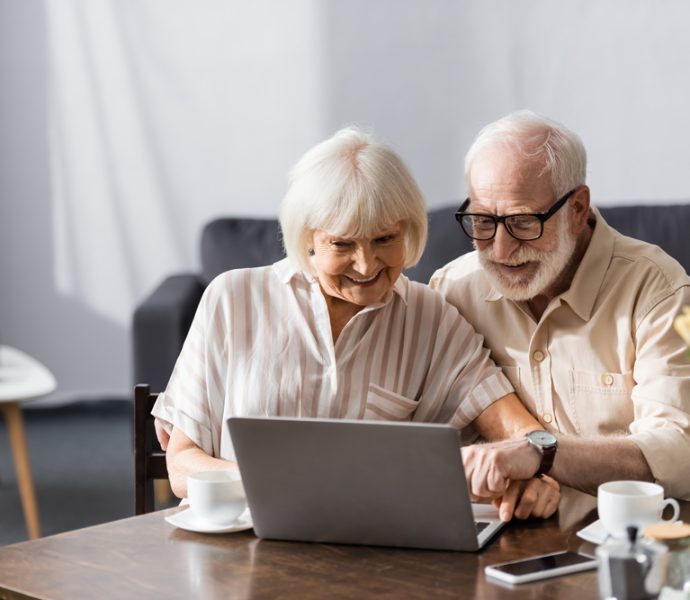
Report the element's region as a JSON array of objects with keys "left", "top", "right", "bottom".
[
  {"left": 165, "top": 507, "right": 253, "bottom": 534},
  {"left": 577, "top": 519, "right": 607, "bottom": 545}
]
